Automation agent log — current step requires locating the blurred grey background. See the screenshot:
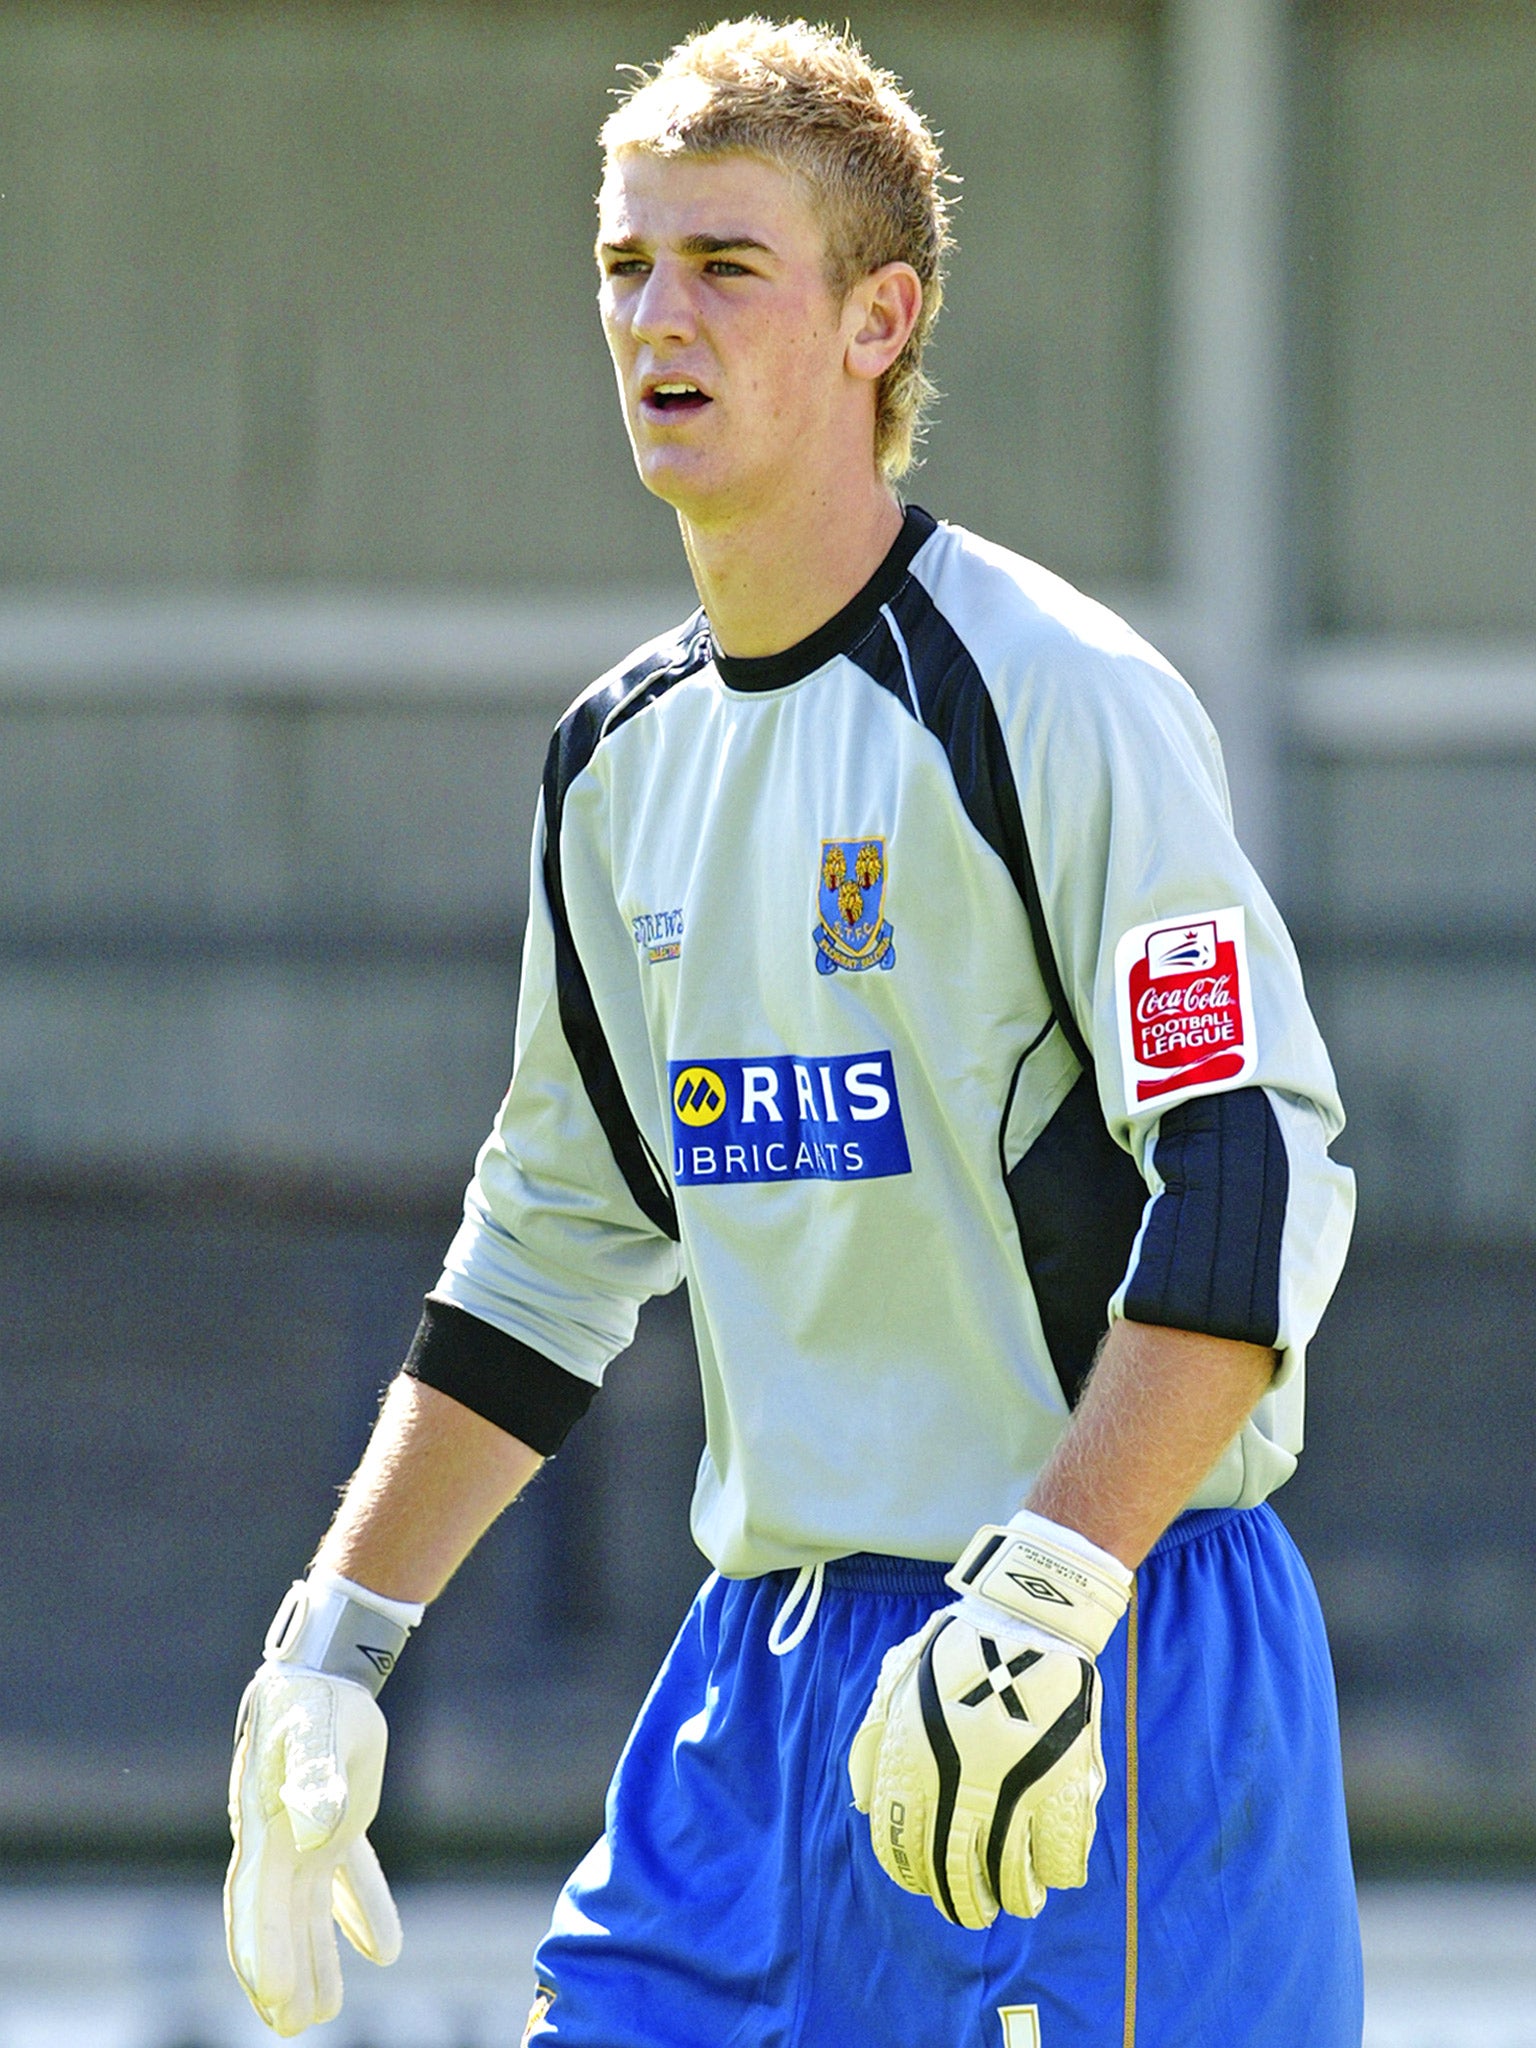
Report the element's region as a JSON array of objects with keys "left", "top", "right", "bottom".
[{"left": 1, "top": 0, "right": 1533, "bottom": 1882}]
